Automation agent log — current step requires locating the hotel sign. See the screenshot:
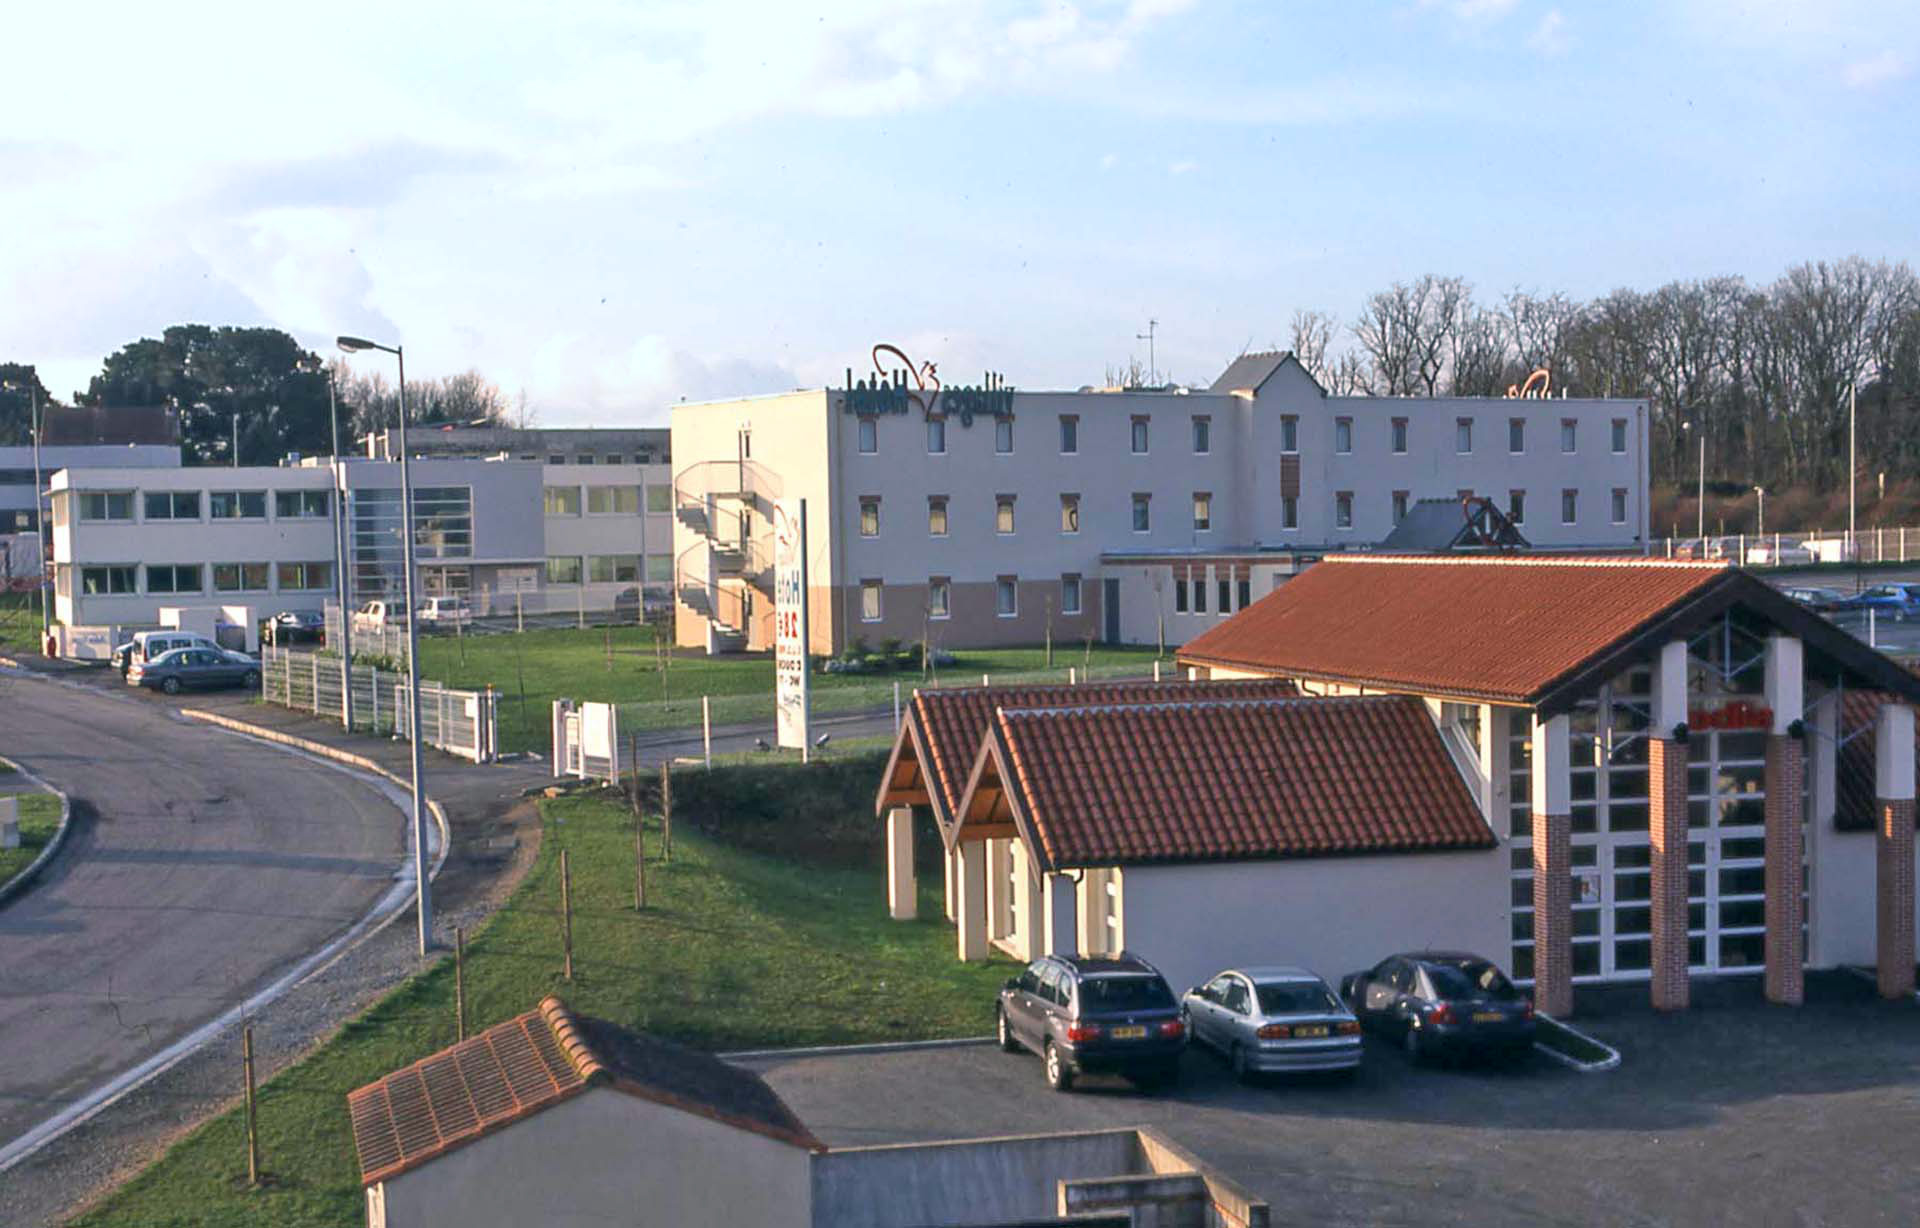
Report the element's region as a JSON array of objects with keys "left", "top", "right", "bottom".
[
  {"left": 842, "top": 343, "right": 1012, "bottom": 426},
  {"left": 774, "top": 499, "right": 811, "bottom": 752},
  {"left": 1688, "top": 700, "right": 1773, "bottom": 732}
]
